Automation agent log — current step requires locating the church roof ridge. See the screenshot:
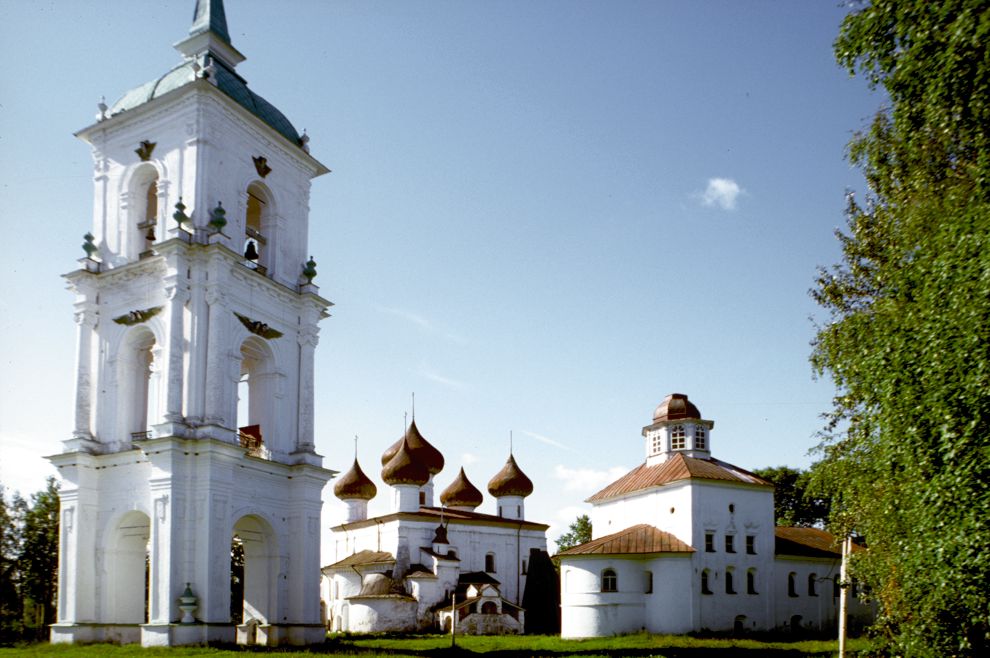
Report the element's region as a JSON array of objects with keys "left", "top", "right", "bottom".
[
  {"left": 586, "top": 453, "right": 772, "bottom": 503},
  {"left": 557, "top": 523, "right": 694, "bottom": 556}
]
